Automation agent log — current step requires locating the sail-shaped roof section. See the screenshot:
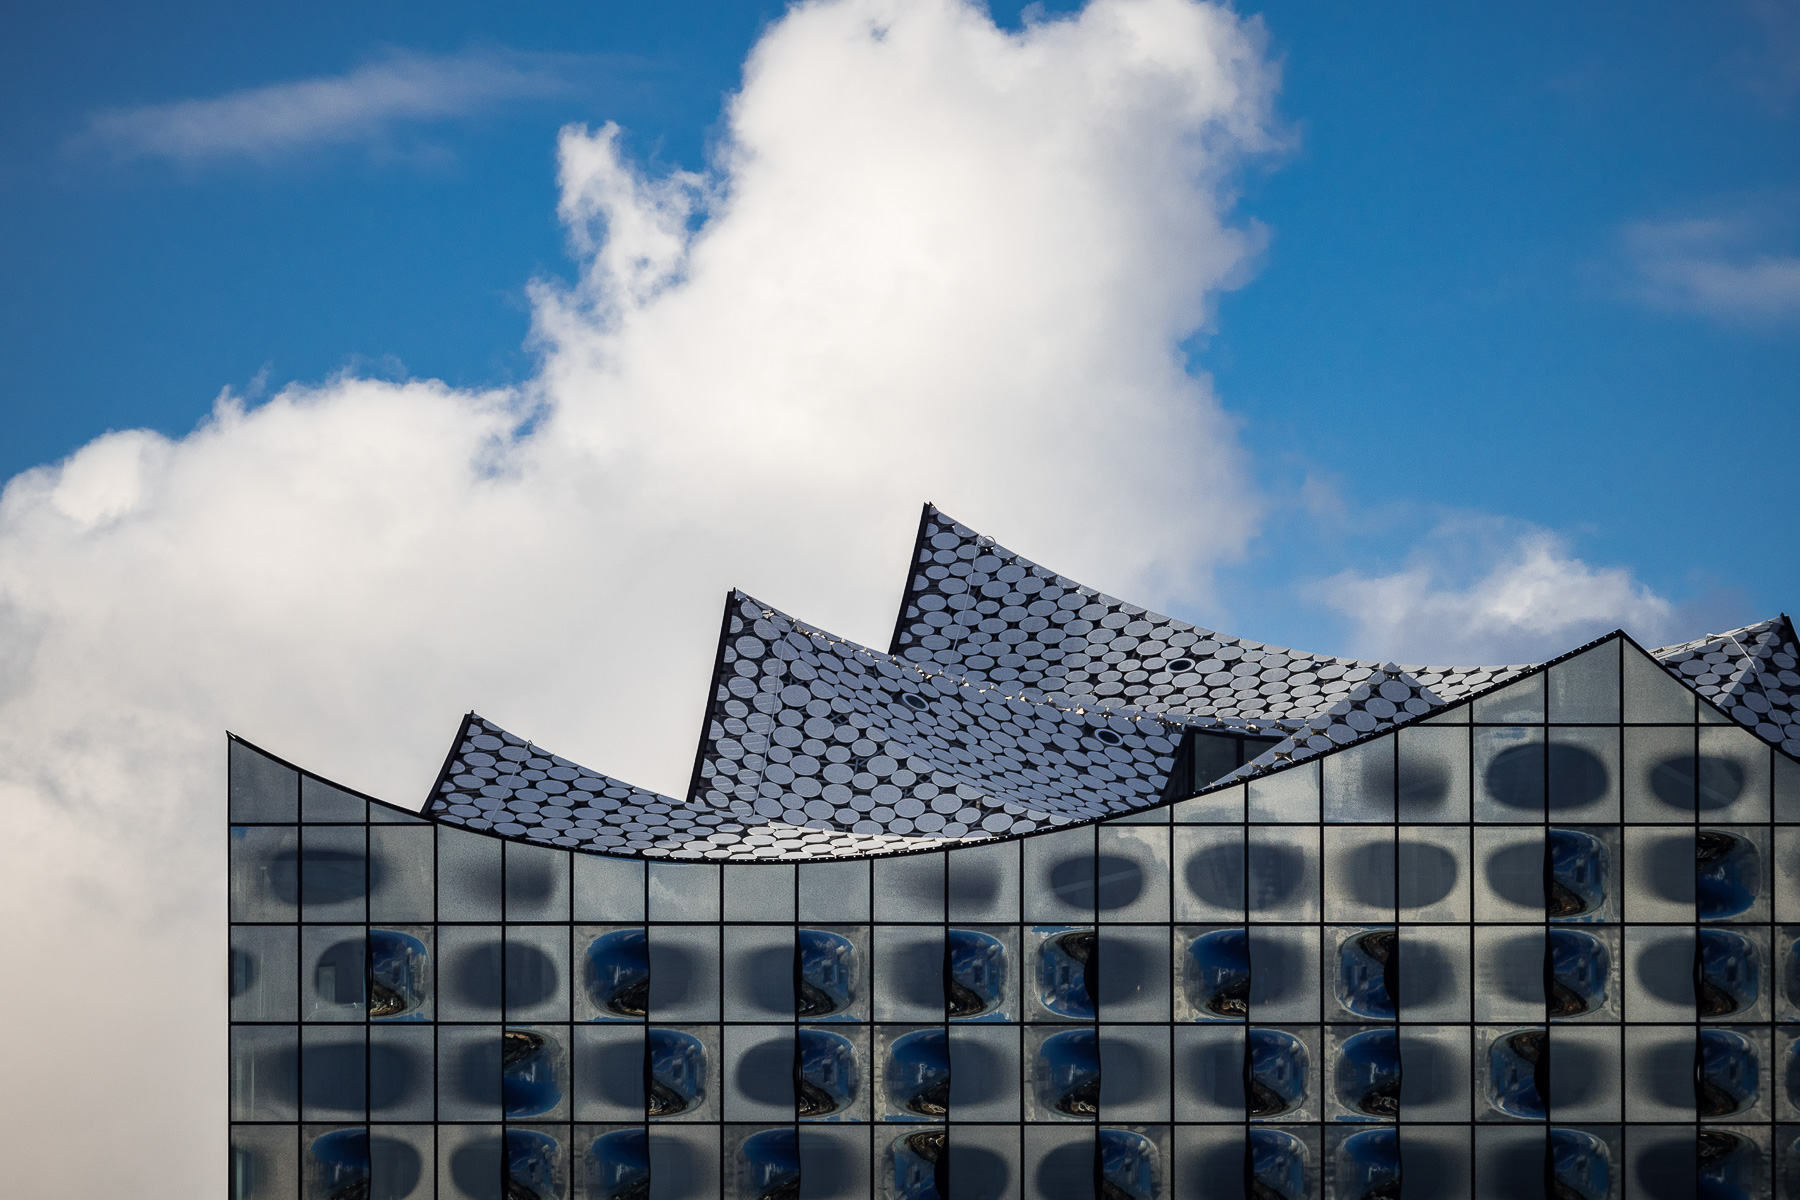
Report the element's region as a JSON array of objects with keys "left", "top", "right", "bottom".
[
  {"left": 888, "top": 504, "right": 1525, "bottom": 723},
  {"left": 1654, "top": 616, "right": 1800, "bottom": 757}
]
